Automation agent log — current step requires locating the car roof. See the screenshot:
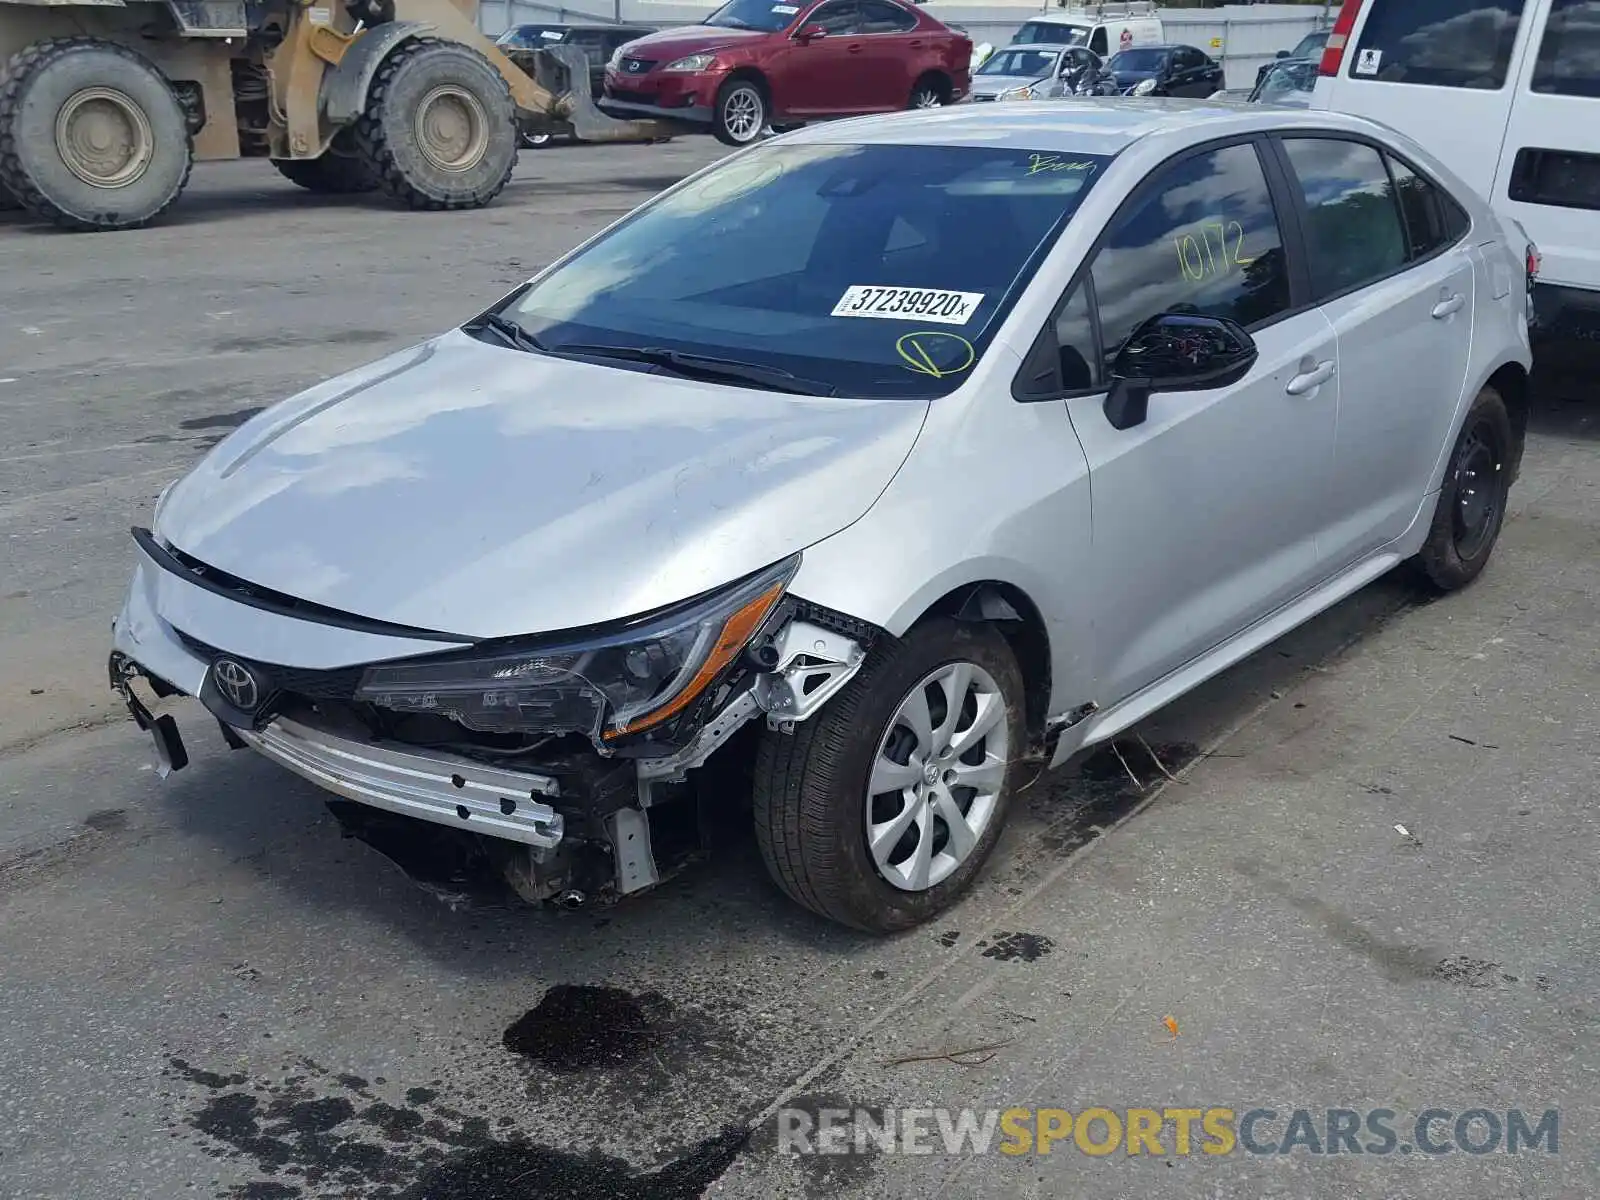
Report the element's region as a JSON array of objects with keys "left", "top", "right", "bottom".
[
  {"left": 778, "top": 99, "right": 1414, "bottom": 156},
  {"left": 992, "top": 43, "right": 1073, "bottom": 53},
  {"left": 1022, "top": 10, "right": 1148, "bottom": 23}
]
